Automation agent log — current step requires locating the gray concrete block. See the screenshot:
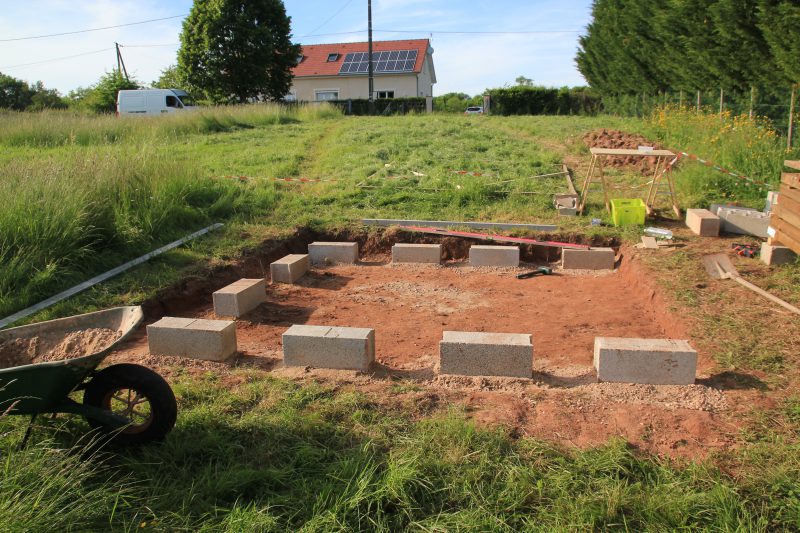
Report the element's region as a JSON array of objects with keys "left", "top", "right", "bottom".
[
  {"left": 147, "top": 317, "right": 237, "bottom": 361},
  {"left": 439, "top": 331, "right": 532, "bottom": 378},
  {"left": 392, "top": 243, "right": 442, "bottom": 264},
  {"left": 710, "top": 203, "right": 759, "bottom": 216},
  {"left": 308, "top": 242, "right": 358, "bottom": 264},
  {"left": 469, "top": 245, "right": 520, "bottom": 267},
  {"left": 593, "top": 337, "right": 696, "bottom": 385},
  {"left": 283, "top": 324, "right": 374, "bottom": 372},
  {"left": 213, "top": 278, "right": 266, "bottom": 317},
  {"left": 685, "top": 208, "right": 720, "bottom": 237},
  {"left": 760, "top": 242, "right": 797, "bottom": 266},
  {"left": 271, "top": 254, "right": 310, "bottom": 283},
  {"left": 717, "top": 207, "right": 770, "bottom": 238},
  {"left": 561, "top": 247, "right": 615, "bottom": 270}
]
